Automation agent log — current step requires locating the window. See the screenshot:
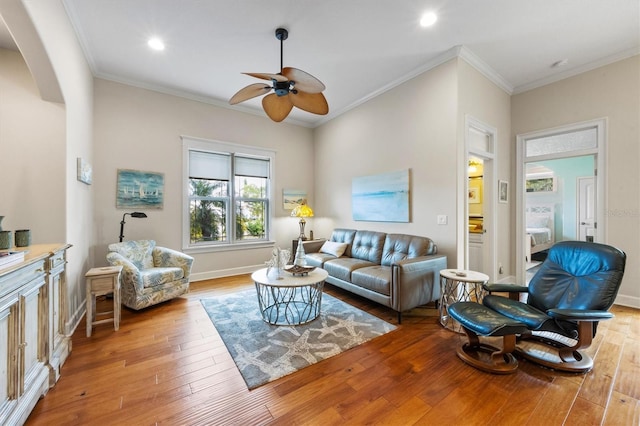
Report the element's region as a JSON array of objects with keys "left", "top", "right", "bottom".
[{"left": 182, "top": 137, "right": 274, "bottom": 250}]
